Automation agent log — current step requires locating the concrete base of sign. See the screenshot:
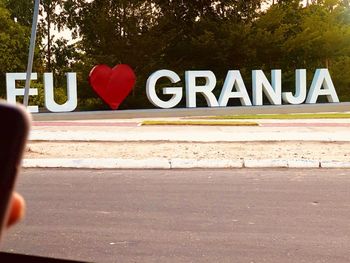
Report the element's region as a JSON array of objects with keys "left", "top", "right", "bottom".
[{"left": 32, "top": 102, "right": 350, "bottom": 121}]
